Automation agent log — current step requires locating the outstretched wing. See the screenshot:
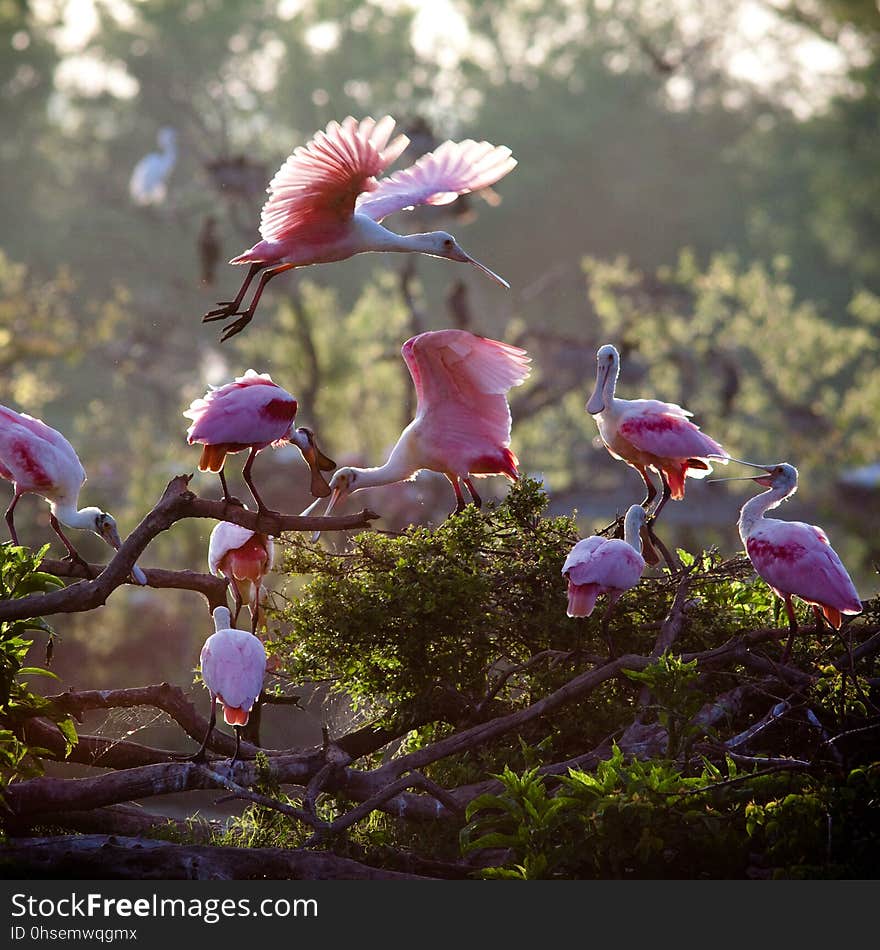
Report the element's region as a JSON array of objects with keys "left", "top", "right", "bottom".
[
  {"left": 259, "top": 116, "right": 409, "bottom": 242},
  {"left": 401, "top": 330, "right": 530, "bottom": 446},
  {"left": 356, "top": 140, "right": 516, "bottom": 223}
]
